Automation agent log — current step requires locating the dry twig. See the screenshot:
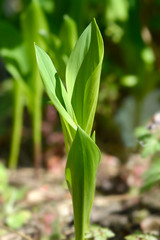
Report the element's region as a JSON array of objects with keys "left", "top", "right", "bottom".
[{"left": 0, "top": 223, "right": 34, "bottom": 240}]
